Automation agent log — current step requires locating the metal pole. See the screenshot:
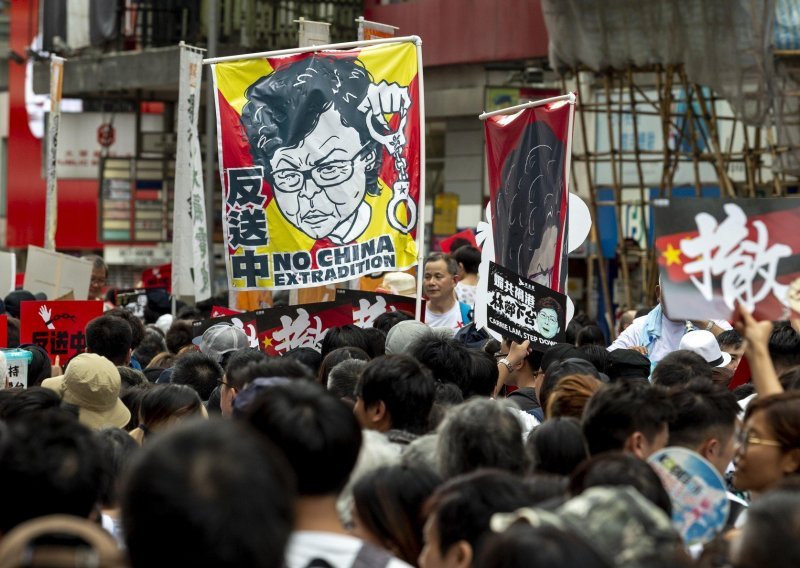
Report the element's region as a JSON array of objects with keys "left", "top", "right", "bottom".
[{"left": 204, "top": 0, "right": 218, "bottom": 295}]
